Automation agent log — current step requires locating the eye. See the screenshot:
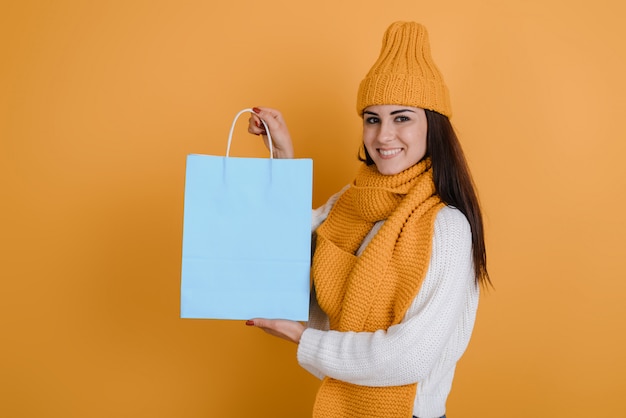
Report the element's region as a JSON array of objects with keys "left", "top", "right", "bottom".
[
  {"left": 364, "top": 116, "right": 380, "bottom": 124},
  {"left": 395, "top": 115, "right": 410, "bottom": 122}
]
